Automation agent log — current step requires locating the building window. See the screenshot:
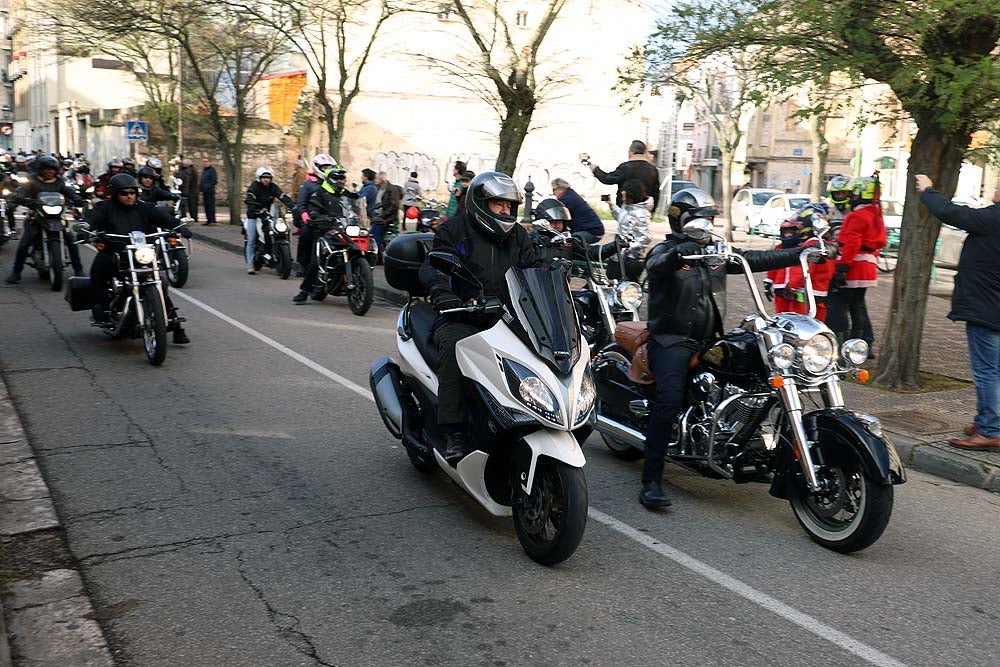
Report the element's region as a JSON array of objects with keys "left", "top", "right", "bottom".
[{"left": 516, "top": 11, "right": 528, "bottom": 27}]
